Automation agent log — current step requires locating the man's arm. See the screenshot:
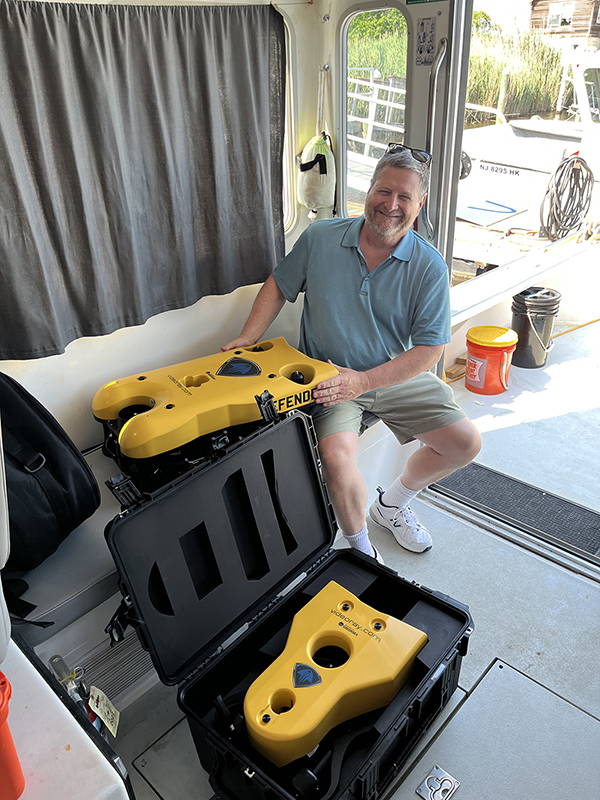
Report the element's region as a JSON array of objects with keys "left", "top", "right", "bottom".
[
  {"left": 221, "top": 274, "right": 286, "bottom": 351},
  {"left": 312, "top": 344, "right": 444, "bottom": 406}
]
